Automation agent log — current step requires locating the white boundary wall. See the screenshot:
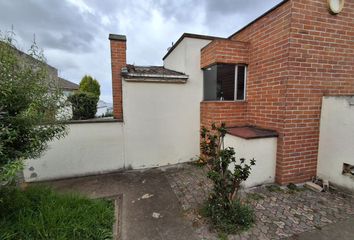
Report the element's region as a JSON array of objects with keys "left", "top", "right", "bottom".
[
  {"left": 224, "top": 134, "right": 277, "bottom": 188},
  {"left": 24, "top": 37, "right": 212, "bottom": 181},
  {"left": 317, "top": 96, "right": 354, "bottom": 191},
  {"left": 24, "top": 122, "right": 125, "bottom": 182}
]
